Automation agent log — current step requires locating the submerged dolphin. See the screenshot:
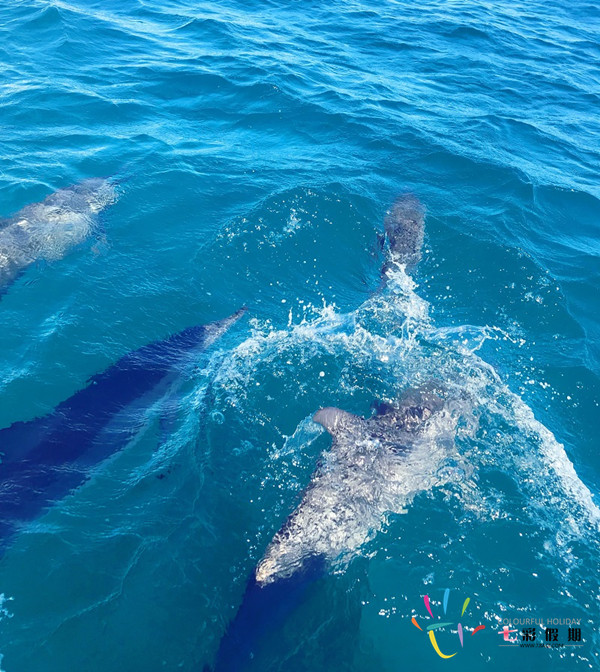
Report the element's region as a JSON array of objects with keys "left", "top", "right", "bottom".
[
  {"left": 208, "top": 195, "right": 433, "bottom": 670},
  {"left": 0, "top": 177, "right": 117, "bottom": 290},
  {"left": 0, "top": 308, "right": 246, "bottom": 549}
]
